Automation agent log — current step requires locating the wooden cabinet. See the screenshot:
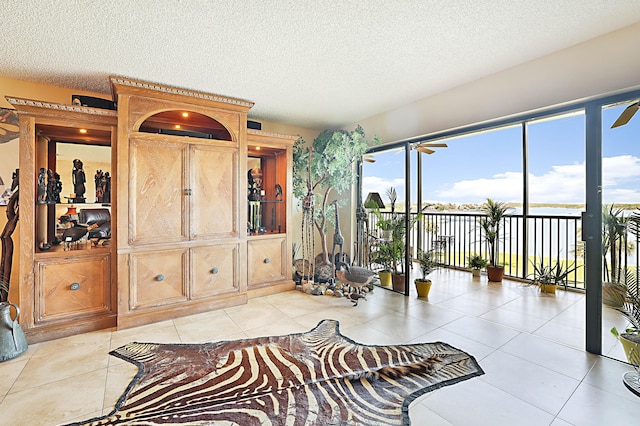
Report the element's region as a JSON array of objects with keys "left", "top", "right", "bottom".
[
  {"left": 246, "top": 131, "right": 296, "bottom": 297},
  {"left": 9, "top": 96, "right": 117, "bottom": 343},
  {"left": 248, "top": 236, "right": 287, "bottom": 286},
  {"left": 112, "top": 77, "right": 251, "bottom": 329},
  {"left": 35, "top": 252, "right": 112, "bottom": 323},
  {"left": 191, "top": 244, "right": 240, "bottom": 299},
  {"left": 10, "top": 78, "right": 297, "bottom": 339}
]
